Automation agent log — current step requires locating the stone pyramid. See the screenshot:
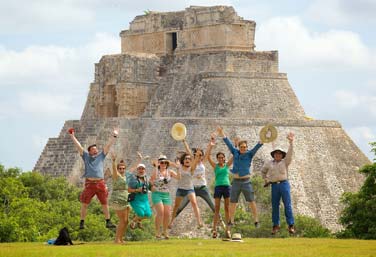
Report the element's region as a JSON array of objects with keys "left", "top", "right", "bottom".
[{"left": 34, "top": 6, "right": 370, "bottom": 232}]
